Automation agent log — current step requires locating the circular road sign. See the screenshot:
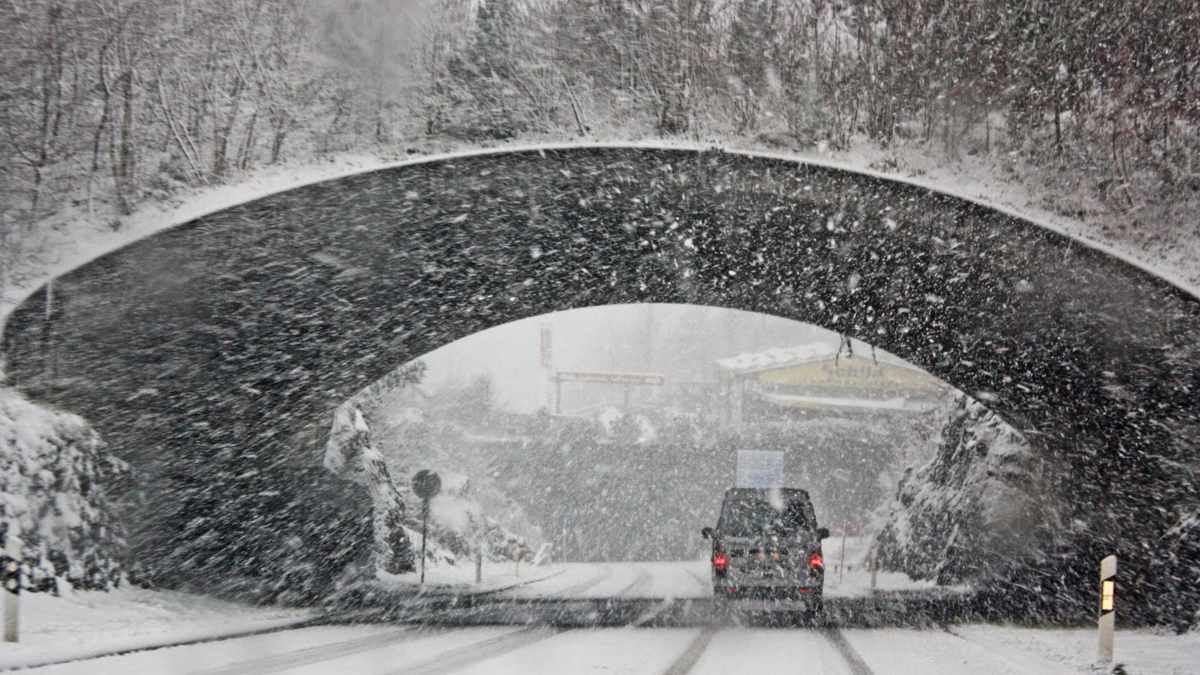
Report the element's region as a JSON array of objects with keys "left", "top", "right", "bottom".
[{"left": 412, "top": 470, "right": 442, "bottom": 500}]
